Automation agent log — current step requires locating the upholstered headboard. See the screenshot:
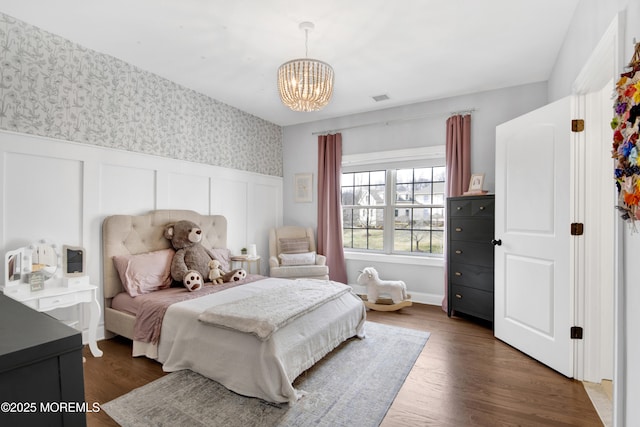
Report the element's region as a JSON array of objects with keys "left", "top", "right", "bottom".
[{"left": 102, "top": 210, "right": 227, "bottom": 301}]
